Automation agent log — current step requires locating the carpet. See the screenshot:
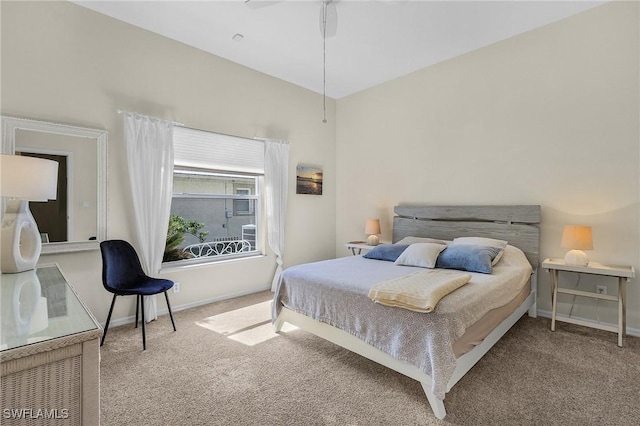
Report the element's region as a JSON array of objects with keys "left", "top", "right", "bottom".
[{"left": 100, "top": 291, "right": 640, "bottom": 425}]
